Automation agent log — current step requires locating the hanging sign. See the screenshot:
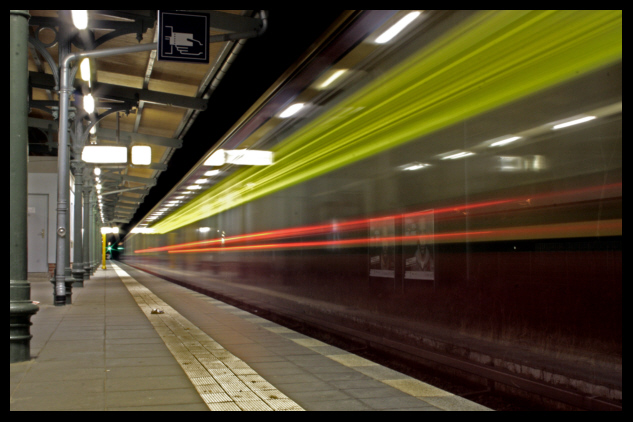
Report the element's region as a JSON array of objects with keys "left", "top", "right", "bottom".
[{"left": 158, "top": 10, "right": 210, "bottom": 63}]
